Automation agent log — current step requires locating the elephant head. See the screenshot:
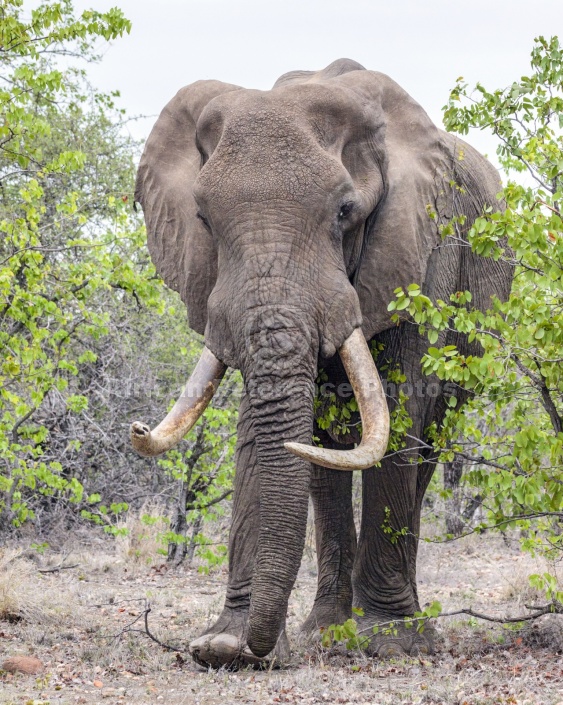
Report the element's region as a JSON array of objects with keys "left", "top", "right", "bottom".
[{"left": 130, "top": 59, "right": 451, "bottom": 656}]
